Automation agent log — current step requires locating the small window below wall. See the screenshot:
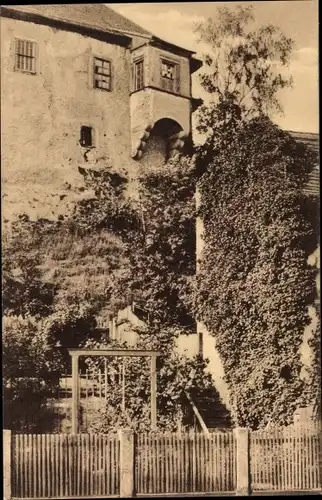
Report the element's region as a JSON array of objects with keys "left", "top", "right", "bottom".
[
  {"left": 134, "top": 59, "right": 144, "bottom": 91},
  {"left": 14, "top": 39, "right": 38, "bottom": 74},
  {"left": 161, "top": 59, "right": 180, "bottom": 94},
  {"left": 80, "top": 126, "right": 93, "bottom": 147},
  {"left": 93, "top": 57, "right": 111, "bottom": 91}
]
